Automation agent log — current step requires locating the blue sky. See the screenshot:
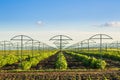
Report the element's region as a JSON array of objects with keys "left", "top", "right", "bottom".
[{"left": 0, "top": 0, "right": 120, "bottom": 44}]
